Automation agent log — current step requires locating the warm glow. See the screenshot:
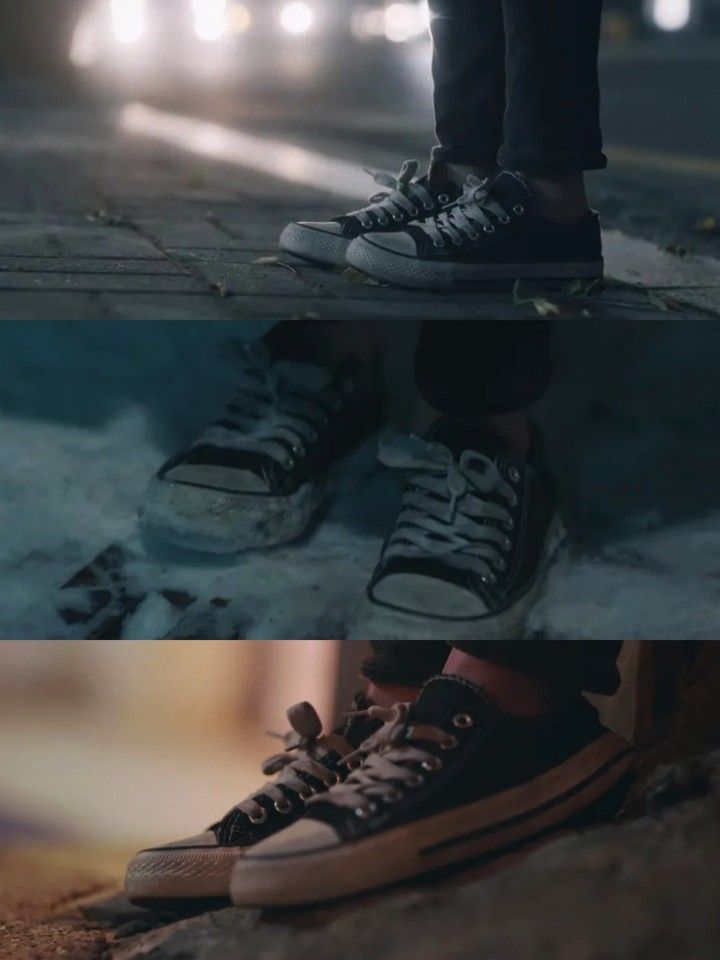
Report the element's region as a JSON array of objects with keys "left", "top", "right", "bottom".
[
  {"left": 192, "top": 0, "right": 230, "bottom": 42},
  {"left": 279, "top": 2, "right": 316, "bottom": 35},
  {"left": 110, "top": 0, "right": 146, "bottom": 44},
  {"left": 651, "top": 0, "right": 691, "bottom": 30},
  {"left": 228, "top": 2, "right": 252, "bottom": 34}
]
